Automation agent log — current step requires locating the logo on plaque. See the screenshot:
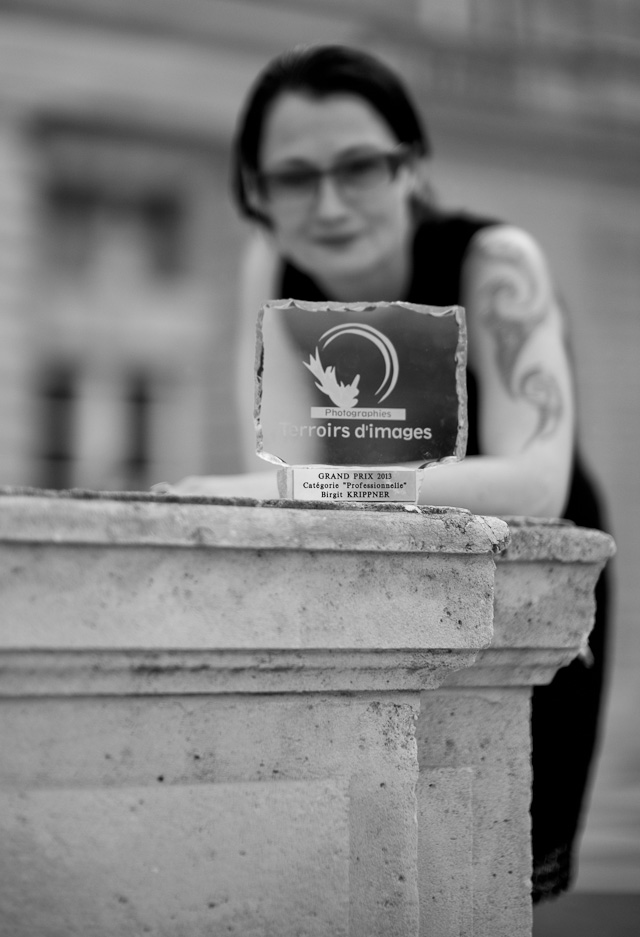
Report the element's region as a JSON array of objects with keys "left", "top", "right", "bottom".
[
  {"left": 304, "top": 323, "right": 398, "bottom": 411},
  {"left": 255, "top": 299, "right": 467, "bottom": 501}
]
